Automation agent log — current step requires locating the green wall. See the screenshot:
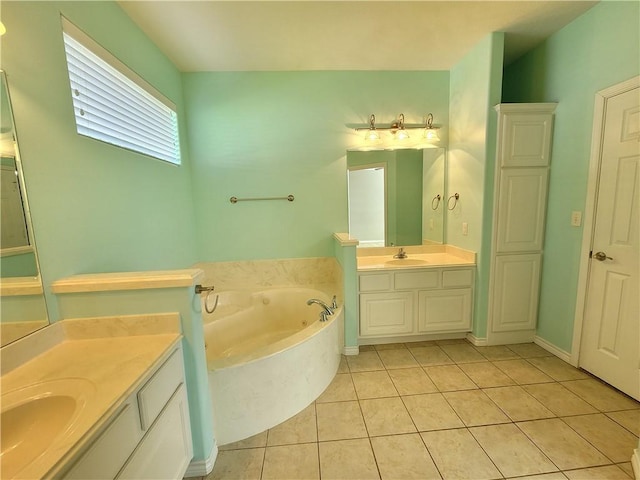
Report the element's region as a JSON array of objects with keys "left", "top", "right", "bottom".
[
  {"left": 1, "top": 2, "right": 198, "bottom": 320},
  {"left": 448, "top": 32, "right": 505, "bottom": 338},
  {"left": 182, "top": 71, "right": 449, "bottom": 261},
  {"left": 503, "top": 1, "right": 640, "bottom": 352}
]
